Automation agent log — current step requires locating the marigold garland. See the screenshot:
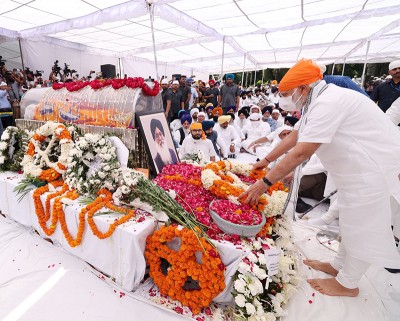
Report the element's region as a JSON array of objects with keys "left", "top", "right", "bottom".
[
  {"left": 33, "top": 182, "right": 135, "bottom": 247},
  {"left": 145, "top": 225, "right": 225, "bottom": 314}
]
